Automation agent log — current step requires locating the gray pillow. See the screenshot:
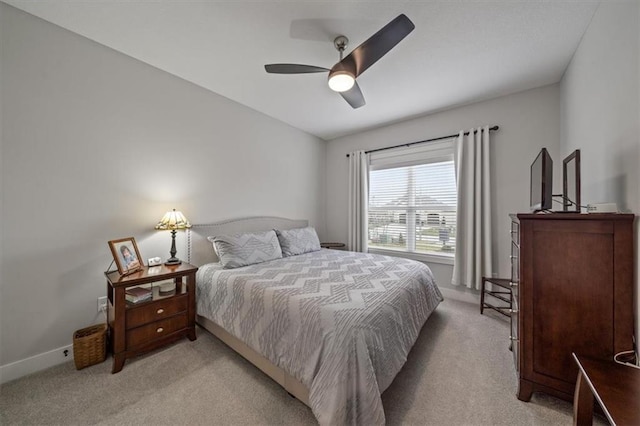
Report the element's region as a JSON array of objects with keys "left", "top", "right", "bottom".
[
  {"left": 275, "top": 226, "right": 321, "bottom": 257},
  {"left": 208, "top": 230, "right": 283, "bottom": 269}
]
